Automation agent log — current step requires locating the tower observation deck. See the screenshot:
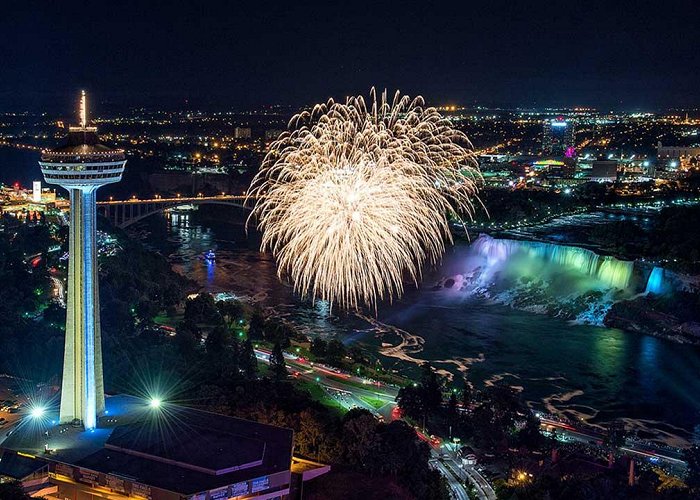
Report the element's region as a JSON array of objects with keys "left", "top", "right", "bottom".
[{"left": 39, "top": 91, "right": 126, "bottom": 429}]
